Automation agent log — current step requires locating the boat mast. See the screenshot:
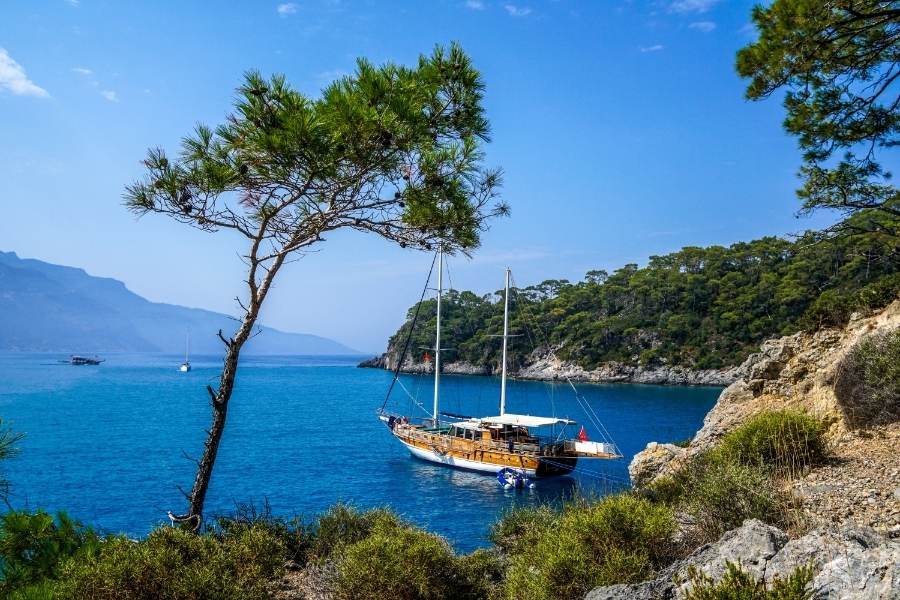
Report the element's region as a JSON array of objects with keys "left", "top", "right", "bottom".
[
  {"left": 433, "top": 245, "right": 443, "bottom": 424},
  {"left": 185, "top": 333, "right": 190, "bottom": 363},
  {"left": 500, "top": 267, "right": 511, "bottom": 416}
]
